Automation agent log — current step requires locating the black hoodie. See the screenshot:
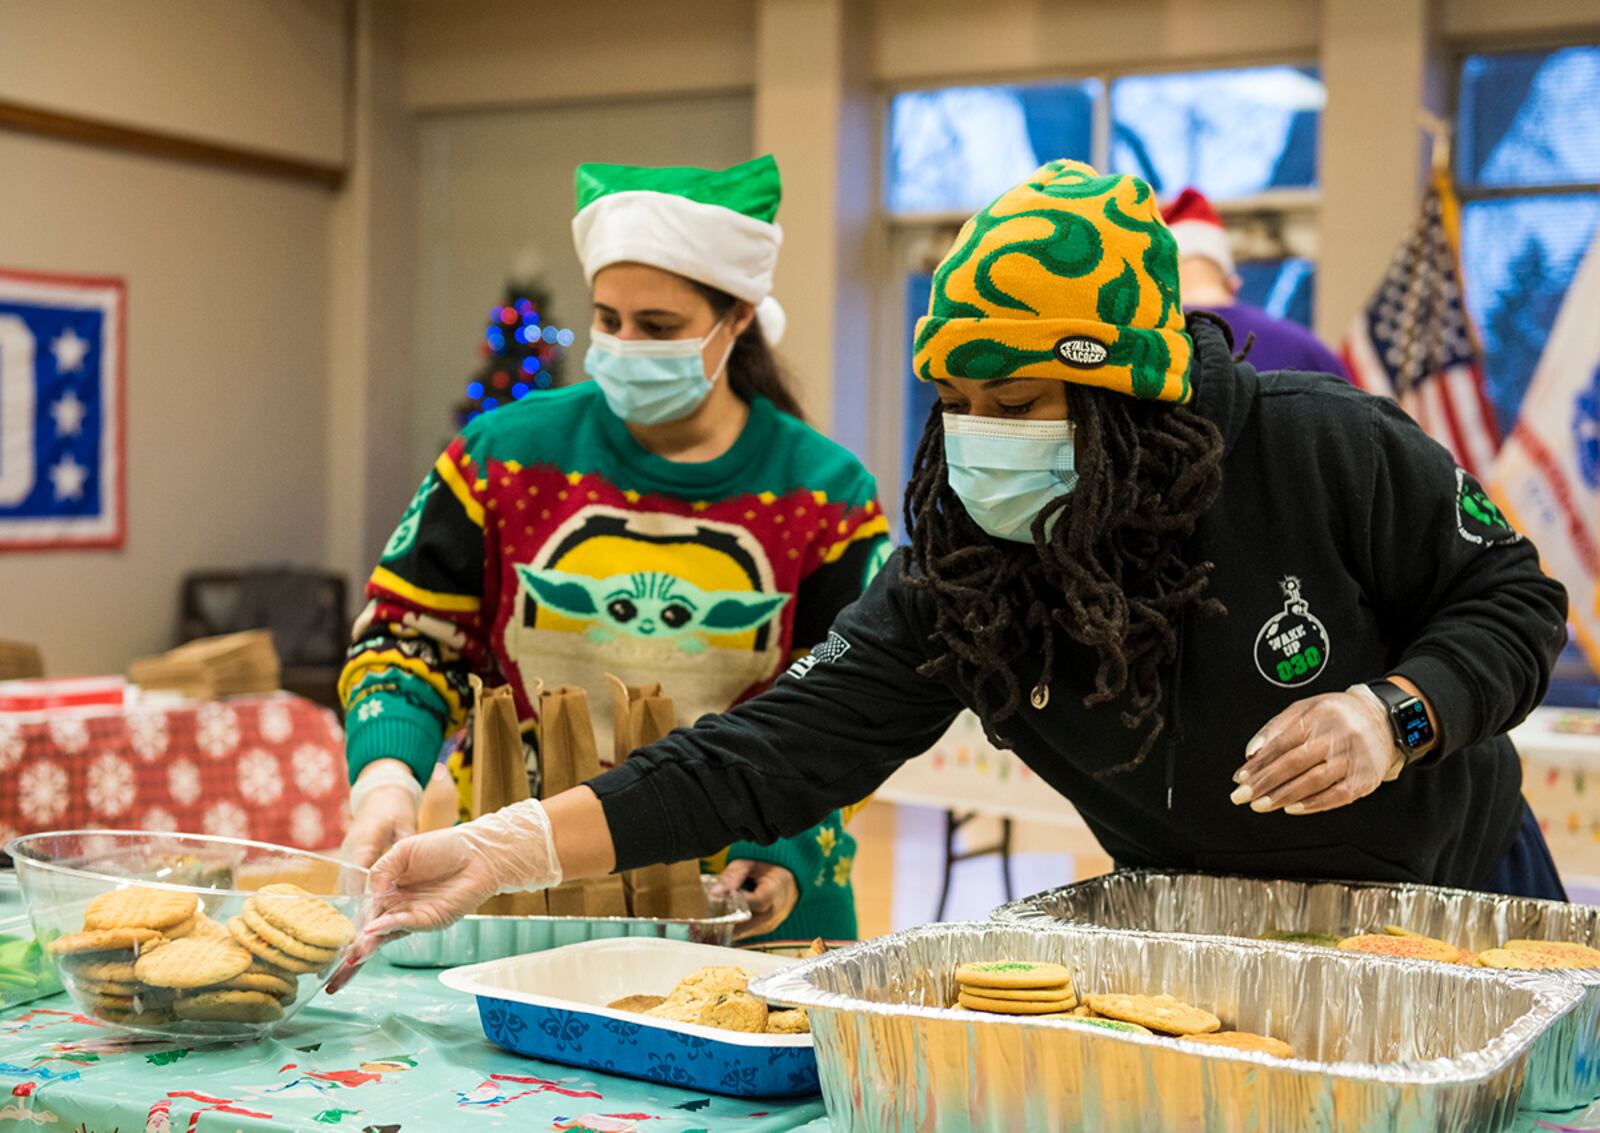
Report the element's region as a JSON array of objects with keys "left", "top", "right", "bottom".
[{"left": 590, "top": 317, "right": 1570, "bottom": 890}]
